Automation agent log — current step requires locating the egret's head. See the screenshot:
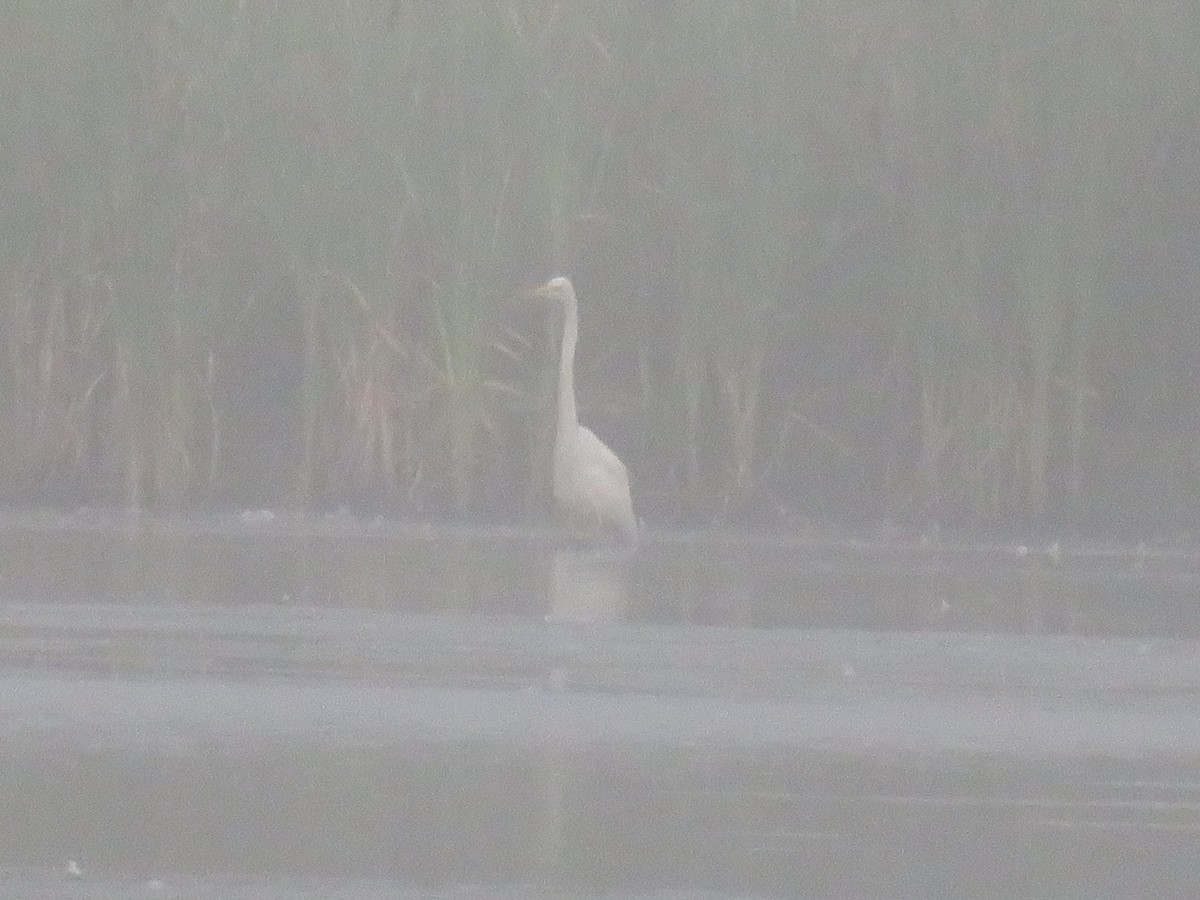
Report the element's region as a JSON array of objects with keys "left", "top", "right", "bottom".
[{"left": 529, "top": 275, "right": 576, "bottom": 305}]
